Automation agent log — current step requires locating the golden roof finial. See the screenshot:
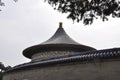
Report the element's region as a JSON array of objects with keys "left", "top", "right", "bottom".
[{"left": 59, "top": 22, "right": 63, "bottom": 28}]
